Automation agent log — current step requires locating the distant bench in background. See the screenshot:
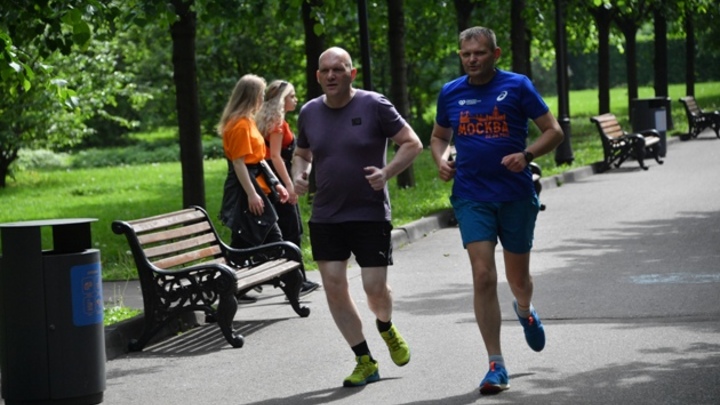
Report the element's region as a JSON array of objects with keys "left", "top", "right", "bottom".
[
  {"left": 590, "top": 113, "right": 664, "bottom": 171},
  {"left": 679, "top": 96, "right": 720, "bottom": 139}
]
